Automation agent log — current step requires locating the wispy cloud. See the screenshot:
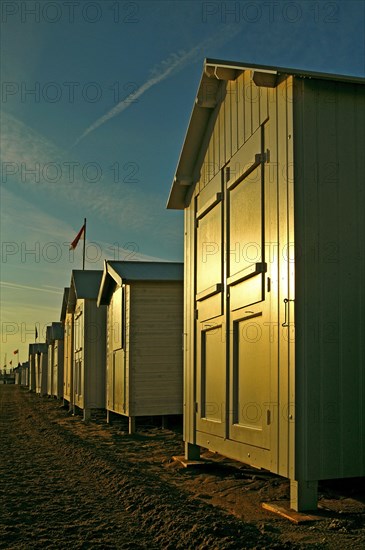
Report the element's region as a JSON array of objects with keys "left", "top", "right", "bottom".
[
  {"left": 1, "top": 281, "right": 64, "bottom": 295},
  {"left": 73, "top": 24, "right": 241, "bottom": 145},
  {"left": 0, "top": 113, "right": 169, "bottom": 235}
]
